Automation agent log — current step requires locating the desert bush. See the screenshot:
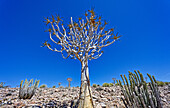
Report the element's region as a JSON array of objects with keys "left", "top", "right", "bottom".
[
  {"left": 164, "top": 82, "right": 169, "bottom": 85},
  {"left": 40, "top": 84, "right": 47, "bottom": 88},
  {"left": 19, "top": 79, "right": 40, "bottom": 99},
  {"left": 59, "top": 86, "right": 64, "bottom": 89},
  {"left": 4, "top": 85, "right": 11, "bottom": 88},
  {"left": 109, "top": 83, "right": 114, "bottom": 86},
  {"left": 102, "top": 83, "right": 110, "bottom": 87},
  {"left": 65, "top": 87, "right": 69, "bottom": 89},
  {"left": 157, "top": 81, "right": 165, "bottom": 86},
  {"left": 119, "top": 70, "right": 162, "bottom": 108},
  {"left": 52, "top": 85, "right": 56, "bottom": 88},
  {"left": 92, "top": 84, "right": 97, "bottom": 87},
  {"left": 115, "top": 83, "right": 119, "bottom": 86},
  {"left": 115, "top": 80, "right": 120, "bottom": 86}
]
